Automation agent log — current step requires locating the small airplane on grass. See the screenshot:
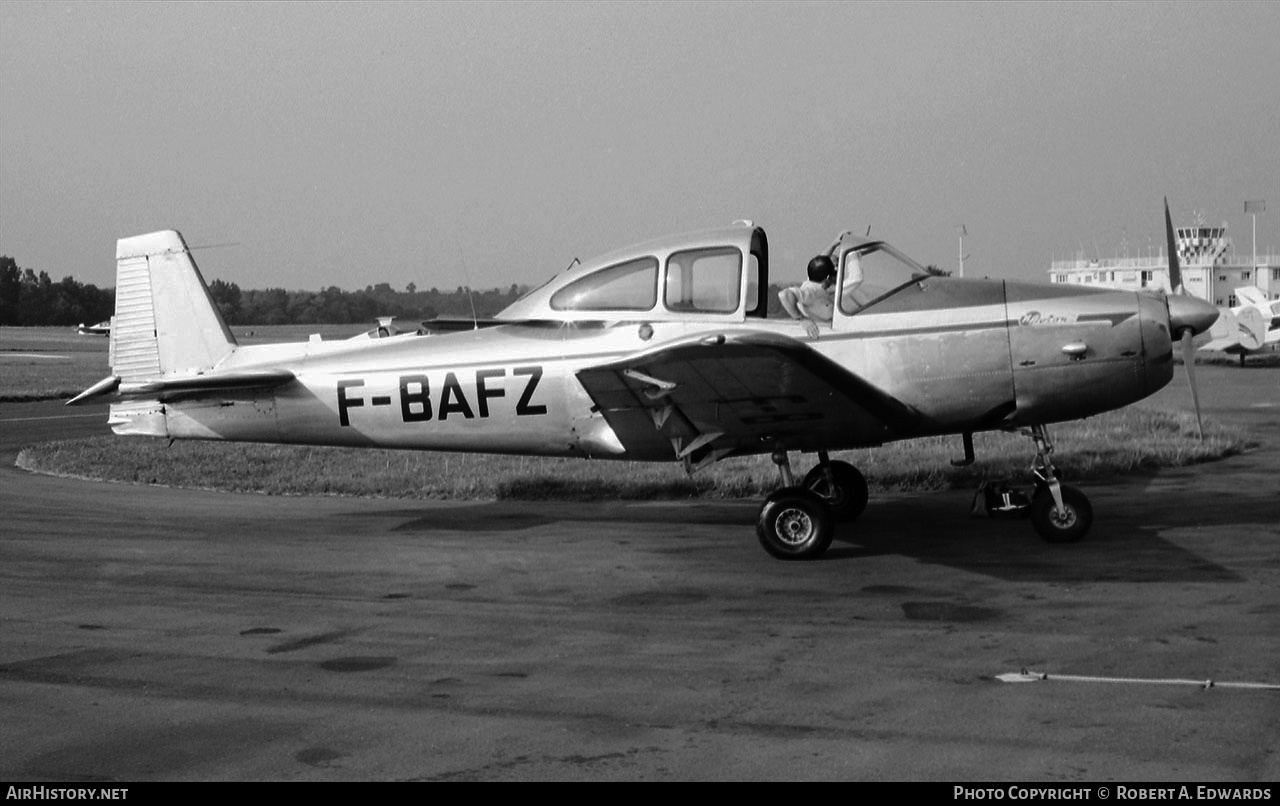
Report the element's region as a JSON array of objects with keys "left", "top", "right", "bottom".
[{"left": 69, "top": 206, "right": 1218, "bottom": 559}]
